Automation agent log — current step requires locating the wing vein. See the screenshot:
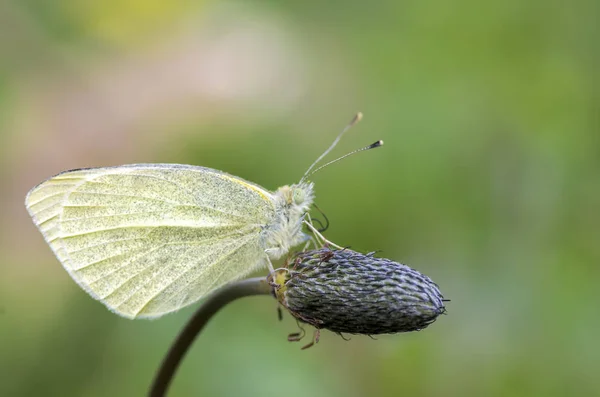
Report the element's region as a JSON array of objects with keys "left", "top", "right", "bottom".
[
  {"left": 66, "top": 236, "right": 150, "bottom": 255},
  {"left": 61, "top": 224, "right": 258, "bottom": 239},
  {"left": 83, "top": 228, "right": 257, "bottom": 282},
  {"left": 90, "top": 244, "right": 168, "bottom": 296},
  {"left": 124, "top": 172, "right": 264, "bottom": 221},
  {"left": 68, "top": 191, "right": 180, "bottom": 205},
  {"left": 27, "top": 192, "right": 71, "bottom": 208},
  {"left": 136, "top": 234, "right": 257, "bottom": 315}
]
